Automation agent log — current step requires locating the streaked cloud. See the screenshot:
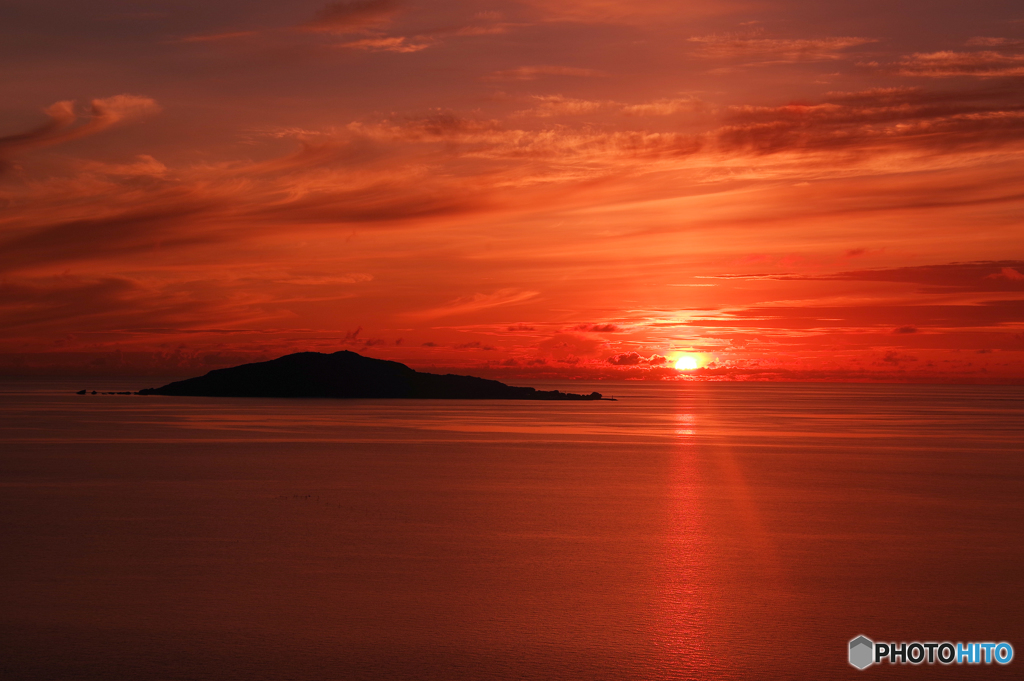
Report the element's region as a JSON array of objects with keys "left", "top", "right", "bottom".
[
  {"left": 301, "top": 0, "right": 401, "bottom": 33},
  {"left": 521, "top": 0, "right": 734, "bottom": 24},
  {"left": 897, "top": 50, "right": 1024, "bottom": 77},
  {"left": 716, "top": 86, "right": 1024, "bottom": 155},
  {"left": 410, "top": 289, "right": 540, "bottom": 319},
  {"left": 0, "top": 96, "right": 160, "bottom": 158},
  {"left": 513, "top": 95, "right": 606, "bottom": 117},
  {"left": 486, "top": 65, "right": 605, "bottom": 81},
  {"left": 2, "top": 2, "right": 1023, "bottom": 382},
  {"left": 701, "top": 261, "right": 1024, "bottom": 293},
  {"left": 688, "top": 33, "right": 876, "bottom": 63},
  {"left": 965, "top": 37, "right": 1024, "bottom": 48},
  {"left": 607, "top": 351, "right": 666, "bottom": 365},
  {"left": 176, "top": 31, "right": 259, "bottom": 43},
  {"left": 621, "top": 97, "right": 706, "bottom": 116},
  {"left": 339, "top": 36, "right": 431, "bottom": 52},
  {"left": 574, "top": 323, "right": 621, "bottom": 332}
]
